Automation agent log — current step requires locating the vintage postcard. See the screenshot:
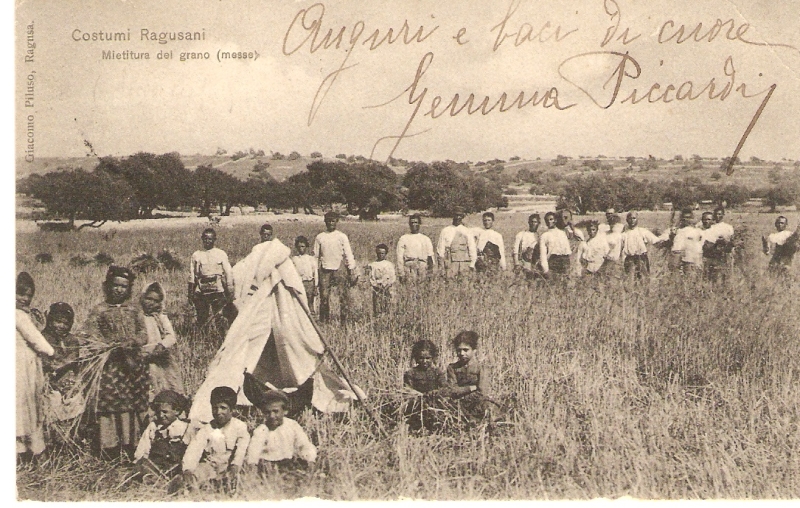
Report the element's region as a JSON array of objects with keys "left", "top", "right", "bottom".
[{"left": 14, "top": 0, "right": 800, "bottom": 501}]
